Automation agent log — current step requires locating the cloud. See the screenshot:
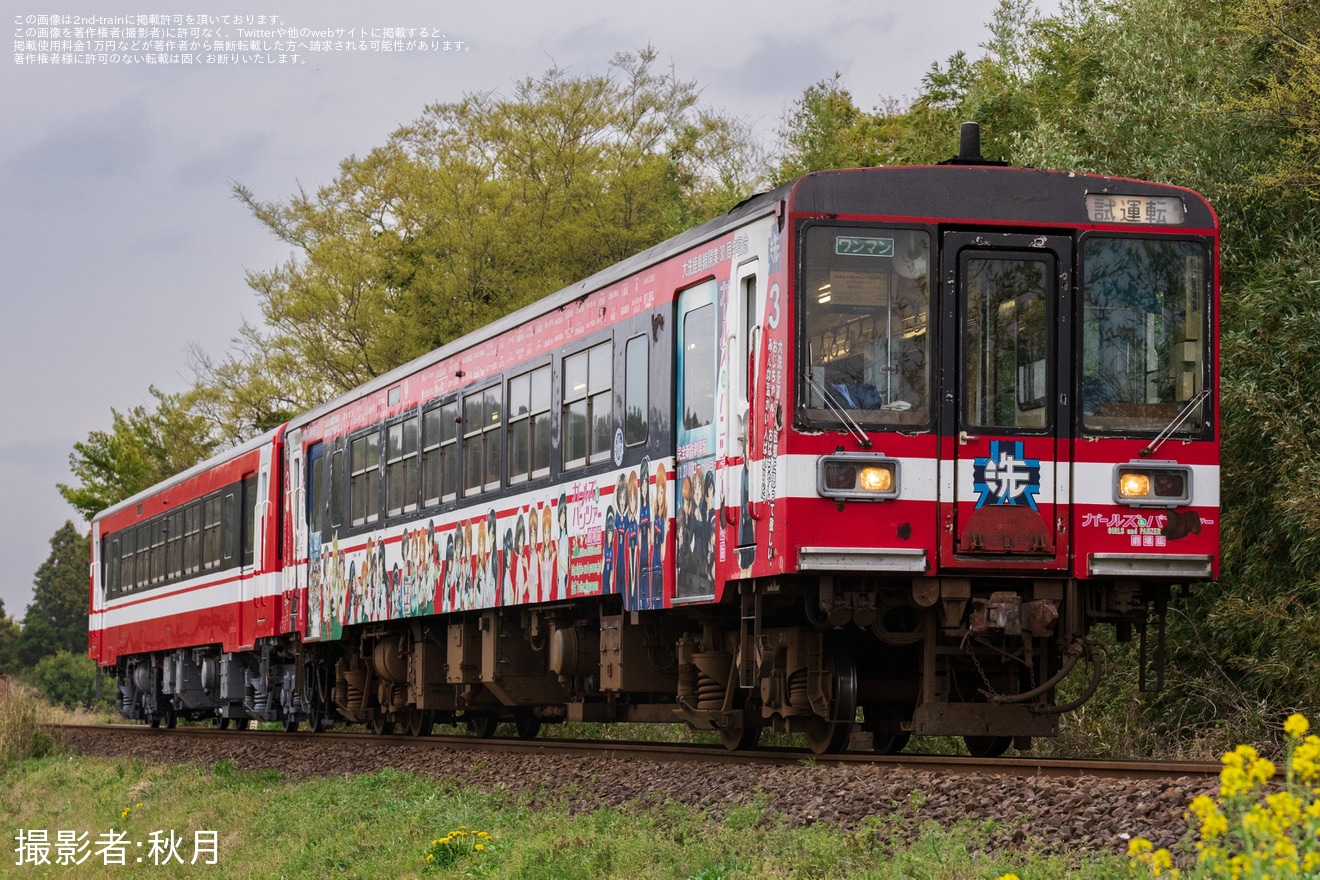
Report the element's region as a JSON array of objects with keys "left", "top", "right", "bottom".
[
  {"left": 719, "top": 37, "right": 841, "bottom": 98},
  {"left": 1, "top": 99, "right": 154, "bottom": 183},
  {"left": 0, "top": 439, "right": 75, "bottom": 472},
  {"left": 172, "top": 131, "right": 273, "bottom": 187}
]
